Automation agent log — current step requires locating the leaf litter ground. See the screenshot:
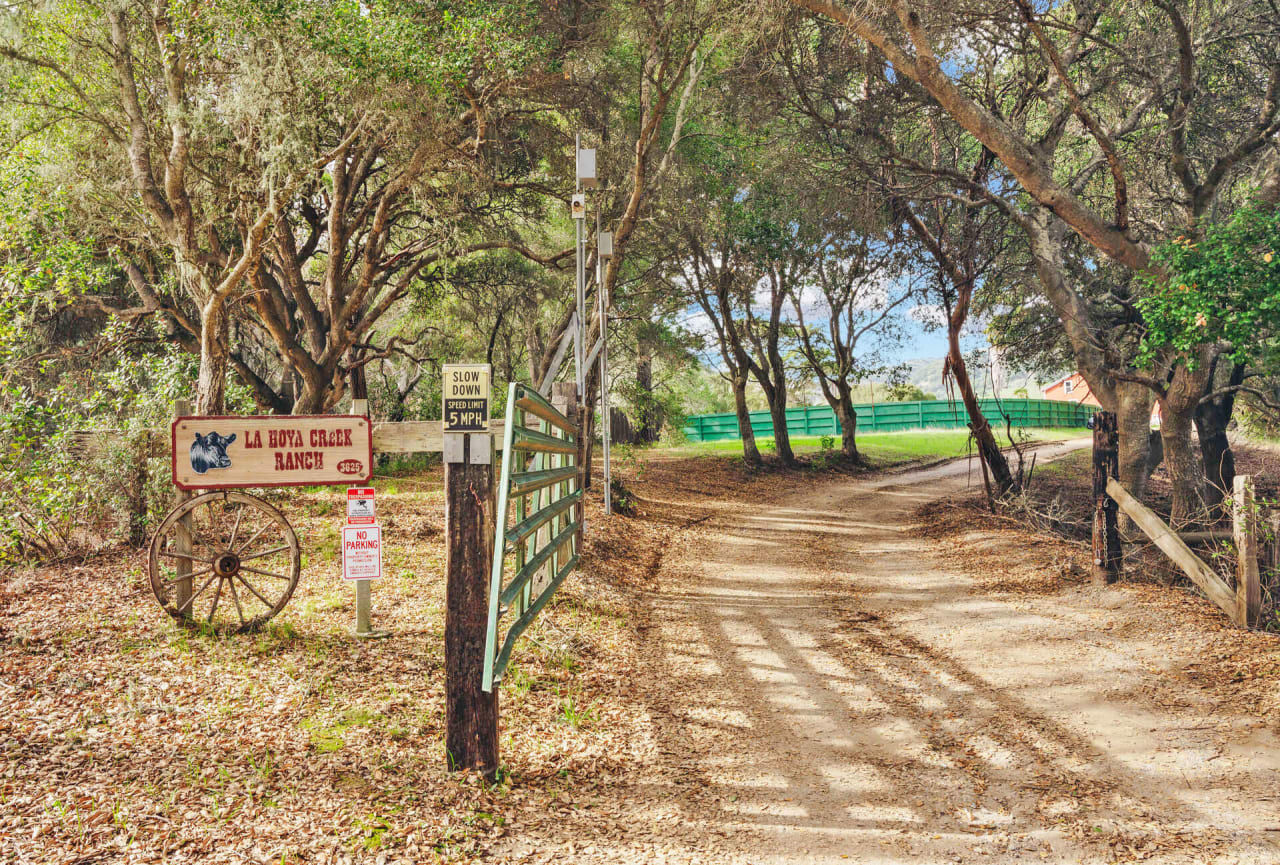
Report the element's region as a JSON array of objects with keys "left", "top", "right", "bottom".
[{"left": 5, "top": 445, "right": 1280, "bottom": 864}]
